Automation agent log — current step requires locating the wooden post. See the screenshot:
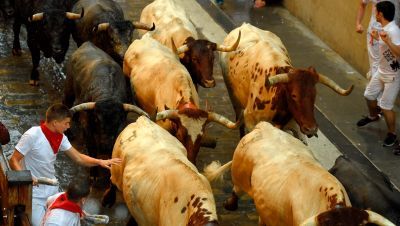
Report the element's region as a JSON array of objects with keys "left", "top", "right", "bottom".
[{"left": 0, "top": 146, "right": 32, "bottom": 226}]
